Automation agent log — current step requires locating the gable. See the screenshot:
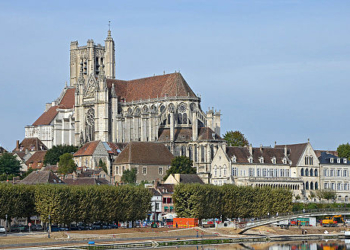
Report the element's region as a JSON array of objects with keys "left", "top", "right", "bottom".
[
  {"left": 212, "top": 146, "right": 230, "bottom": 167},
  {"left": 298, "top": 143, "right": 319, "bottom": 167}
]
